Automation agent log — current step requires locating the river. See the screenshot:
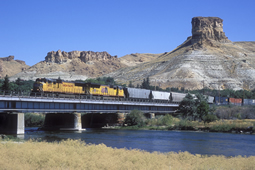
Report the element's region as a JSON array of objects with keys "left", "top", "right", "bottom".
[{"left": 19, "top": 128, "right": 255, "bottom": 157}]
